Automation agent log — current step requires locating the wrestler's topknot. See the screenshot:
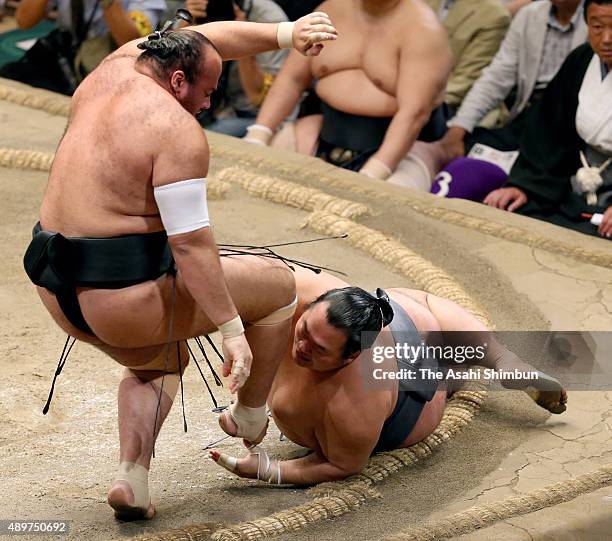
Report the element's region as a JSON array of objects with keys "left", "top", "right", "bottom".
[{"left": 136, "top": 30, "right": 219, "bottom": 83}]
